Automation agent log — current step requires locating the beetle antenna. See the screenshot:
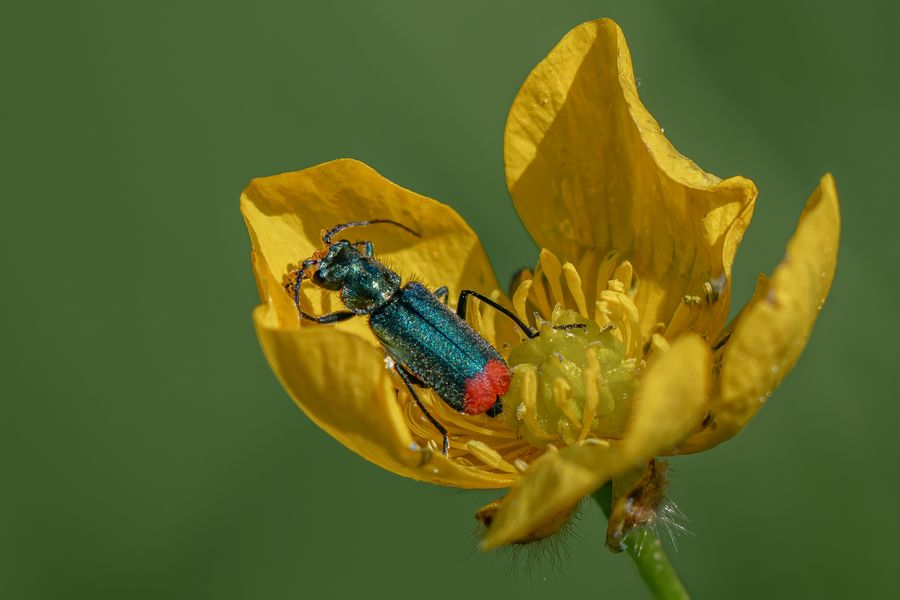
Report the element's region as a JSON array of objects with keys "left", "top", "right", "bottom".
[{"left": 322, "top": 219, "right": 421, "bottom": 244}]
